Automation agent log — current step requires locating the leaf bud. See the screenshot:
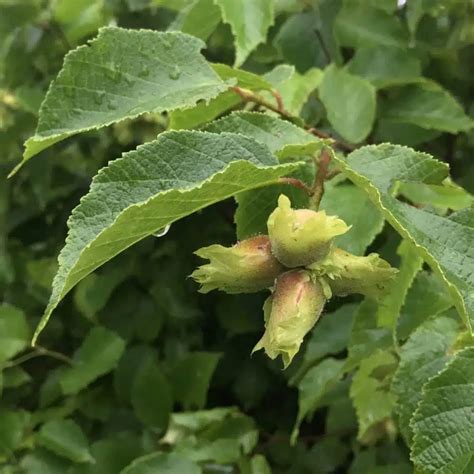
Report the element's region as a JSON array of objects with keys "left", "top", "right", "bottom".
[
  {"left": 253, "top": 269, "right": 326, "bottom": 368},
  {"left": 191, "top": 235, "right": 284, "bottom": 294},
  {"left": 267, "top": 194, "right": 349, "bottom": 267}
]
